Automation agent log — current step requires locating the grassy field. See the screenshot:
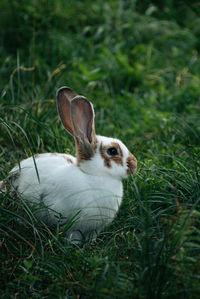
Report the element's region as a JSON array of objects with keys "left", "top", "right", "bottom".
[{"left": 0, "top": 0, "right": 200, "bottom": 298}]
